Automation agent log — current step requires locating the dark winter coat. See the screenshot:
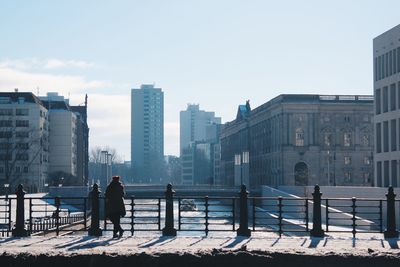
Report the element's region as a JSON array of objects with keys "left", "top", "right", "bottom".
[{"left": 105, "top": 180, "right": 126, "bottom": 218}]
